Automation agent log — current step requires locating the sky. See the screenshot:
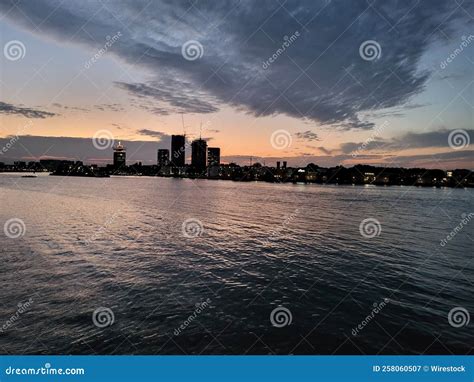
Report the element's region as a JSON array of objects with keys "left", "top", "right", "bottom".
[{"left": 0, "top": 0, "right": 473, "bottom": 169}]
